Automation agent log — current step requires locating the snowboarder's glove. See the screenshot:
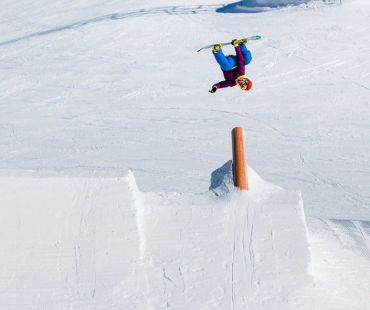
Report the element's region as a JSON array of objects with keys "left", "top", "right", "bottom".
[
  {"left": 209, "top": 85, "right": 217, "bottom": 93},
  {"left": 231, "top": 39, "right": 239, "bottom": 47},
  {"left": 212, "top": 44, "right": 221, "bottom": 54}
]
